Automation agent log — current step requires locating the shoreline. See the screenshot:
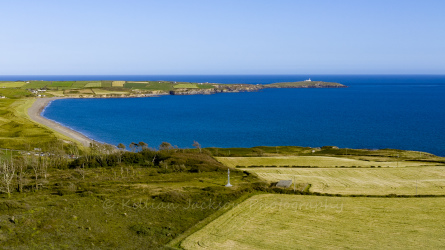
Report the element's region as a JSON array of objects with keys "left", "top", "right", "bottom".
[{"left": 28, "top": 97, "right": 96, "bottom": 147}]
